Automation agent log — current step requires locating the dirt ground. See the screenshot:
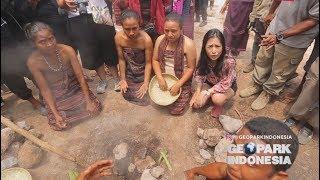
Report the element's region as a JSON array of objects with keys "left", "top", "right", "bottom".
[{"left": 1, "top": 1, "right": 319, "bottom": 179}]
